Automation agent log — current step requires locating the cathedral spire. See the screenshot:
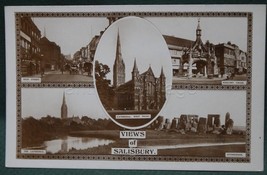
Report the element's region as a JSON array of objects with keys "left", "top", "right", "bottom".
[
  {"left": 133, "top": 58, "right": 138, "bottom": 71},
  {"left": 113, "top": 28, "right": 125, "bottom": 87},
  {"left": 62, "top": 92, "right": 66, "bottom": 105},
  {"left": 132, "top": 58, "right": 139, "bottom": 80},
  {"left": 160, "top": 66, "right": 165, "bottom": 77},
  {"left": 61, "top": 92, "right": 68, "bottom": 119},
  {"left": 116, "top": 28, "right": 122, "bottom": 59}
]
